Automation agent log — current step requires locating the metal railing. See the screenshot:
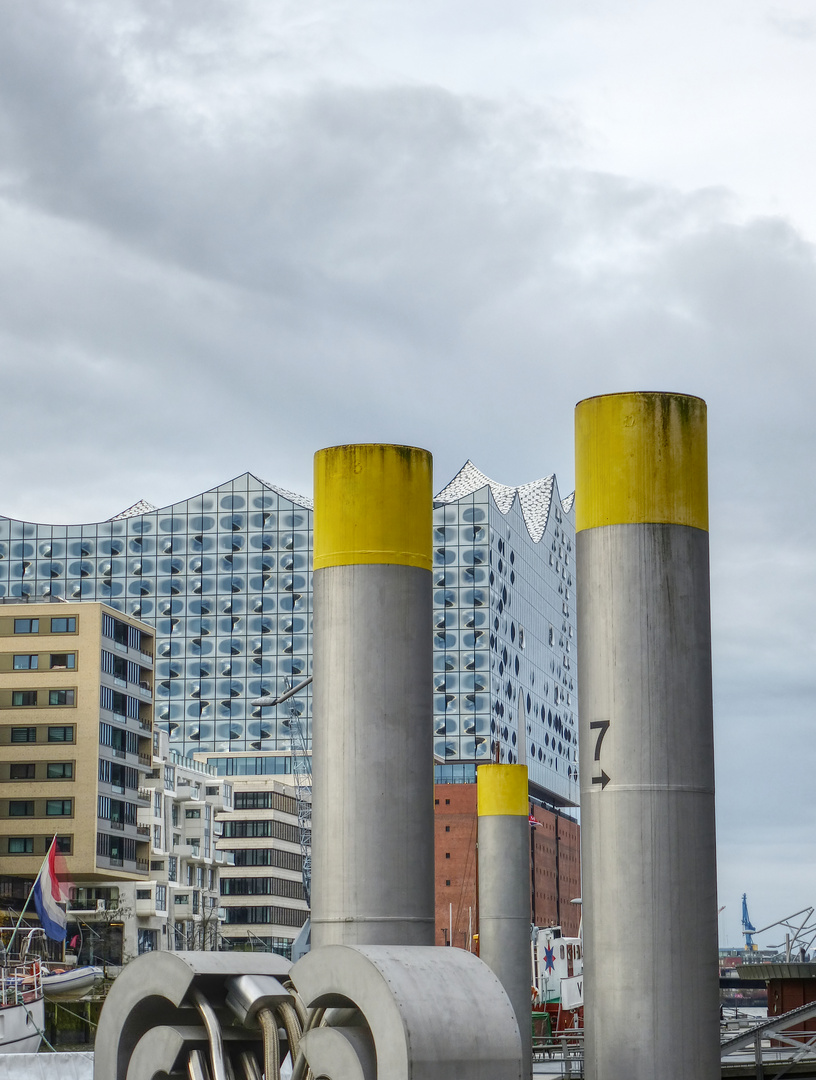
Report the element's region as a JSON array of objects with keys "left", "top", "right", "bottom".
[
  {"left": 533, "top": 1031, "right": 584, "bottom": 1077},
  {"left": 0, "top": 959, "right": 42, "bottom": 1007}
]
